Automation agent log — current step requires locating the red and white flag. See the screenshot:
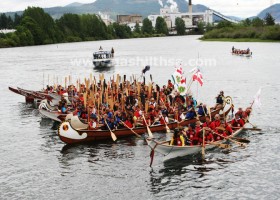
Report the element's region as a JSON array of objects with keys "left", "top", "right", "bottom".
[{"left": 192, "top": 69, "right": 203, "bottom": 86}]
